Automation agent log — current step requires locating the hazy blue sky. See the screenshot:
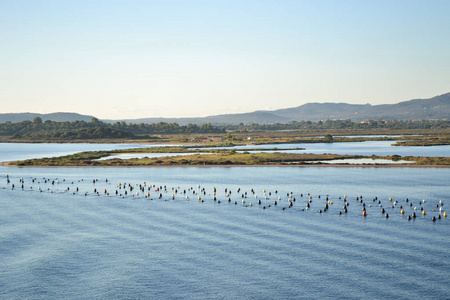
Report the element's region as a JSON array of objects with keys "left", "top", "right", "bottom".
[{"left": 1, "top": 0, "right": 449, "bottom": 119}]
